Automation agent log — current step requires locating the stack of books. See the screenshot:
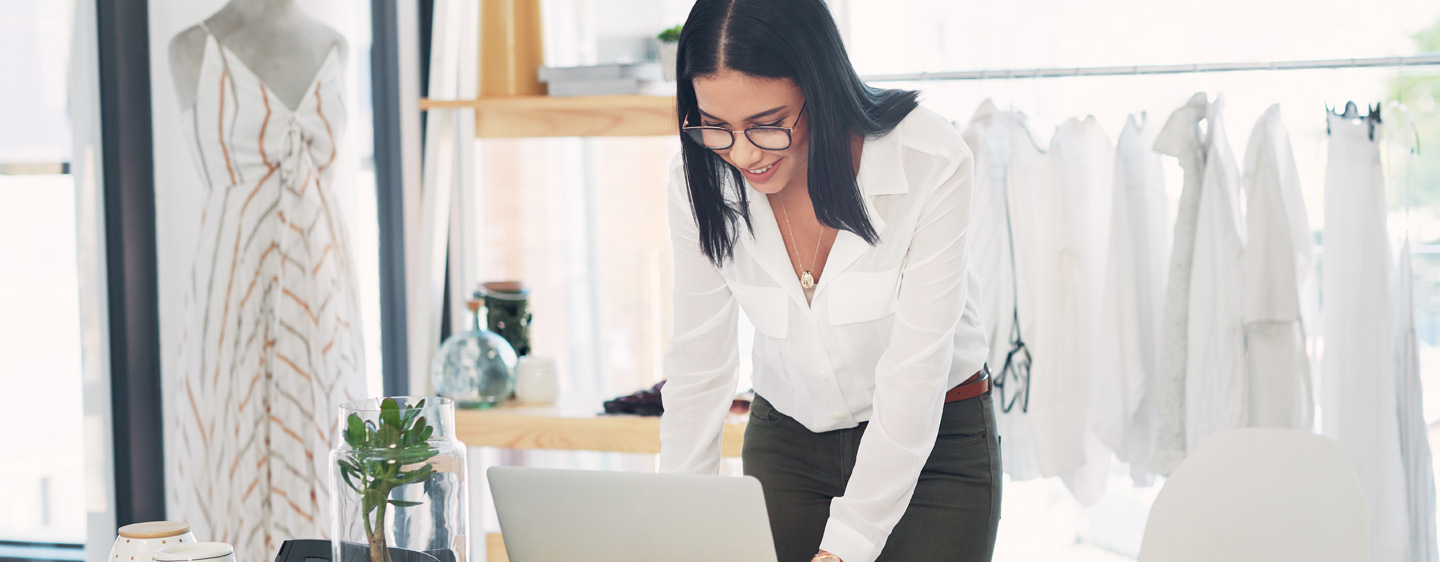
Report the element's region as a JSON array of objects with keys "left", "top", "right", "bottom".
[{"left": 538, "top": 62, "right": 664, "bottom": 97}]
